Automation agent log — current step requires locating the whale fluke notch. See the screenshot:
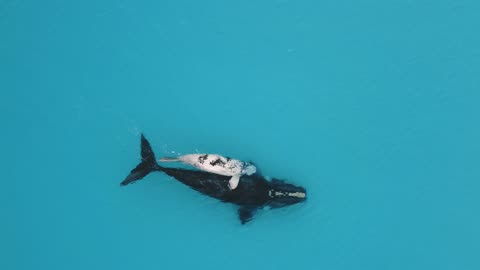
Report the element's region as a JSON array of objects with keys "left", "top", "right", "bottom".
[{"left": 121, "top": 134, "right": 160, "bottom": 186}]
